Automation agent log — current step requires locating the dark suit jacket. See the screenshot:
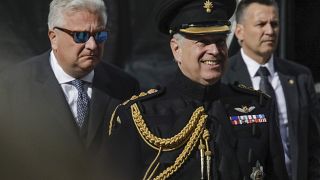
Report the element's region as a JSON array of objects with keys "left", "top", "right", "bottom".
[
  {"left": 0, "top": 51, "right": 139, "bottom": 180},
  {"left": 222, "top": 51, "right": 320, "bottom": 180}
]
